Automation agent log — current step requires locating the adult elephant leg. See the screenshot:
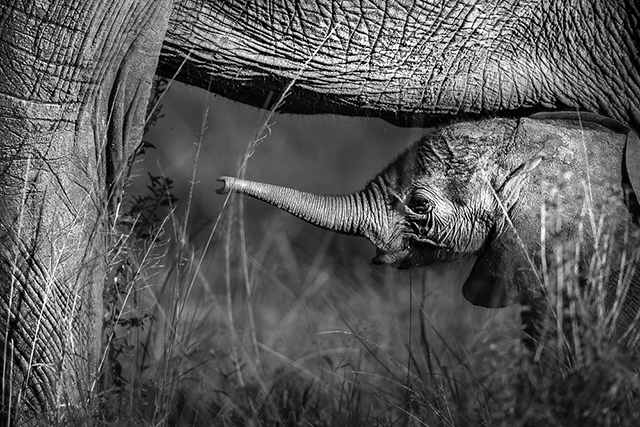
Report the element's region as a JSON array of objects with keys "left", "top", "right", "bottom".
[
  {"left": 0, "top": 1, "right": 172, "bottom": 424},
  {"left": 0, "top": 113, "right": 105, "bottom": 423}
]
